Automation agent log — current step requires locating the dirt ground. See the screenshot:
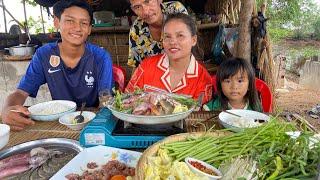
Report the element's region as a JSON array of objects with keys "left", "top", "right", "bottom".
[
  {"left": 284, "top": 38, "right": 320, "bottom": 48},
  {"left": 274, "top": 71, "right": 320, "bottom": 130}
]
